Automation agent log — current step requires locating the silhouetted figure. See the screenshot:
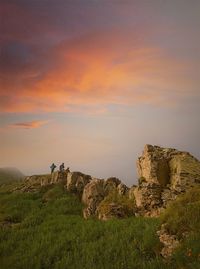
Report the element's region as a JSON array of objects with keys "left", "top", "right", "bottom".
[
  {"left": 50, "top": 163, "right": 56, "bottom": 174},
  {"left": 59, "top": 163, "right": 65, "bottom": 172},
  {"left": 66, "top": 167, "right": 70, "bottom": 173}
]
